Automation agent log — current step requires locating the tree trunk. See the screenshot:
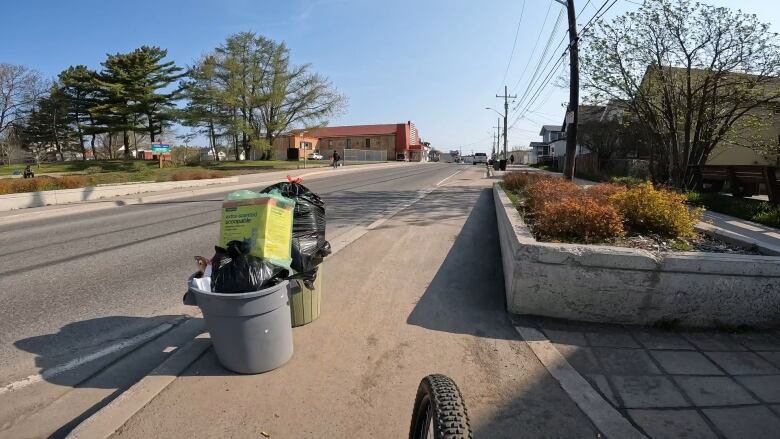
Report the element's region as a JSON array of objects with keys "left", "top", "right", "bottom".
[
  {"left": 209, "top": 122, "right": 219, "bottom": 162},
  {"left": 233, "top": 134, "right": 240, "bottom": 161},
  {"left": 123, "top": 130, "right": 131, "bottom": 159},
  {"left": 90, "top": 134, "right": 97, "bottom": 160}
]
